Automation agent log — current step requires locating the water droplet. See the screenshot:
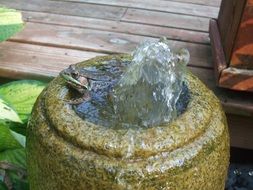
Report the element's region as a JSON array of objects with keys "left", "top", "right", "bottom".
[
  {"left": 248, "top": 171, "right": 253, "bottom": 176},
  {"left": 234, "top": 169, "right": 242, "bottom": 176}
]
